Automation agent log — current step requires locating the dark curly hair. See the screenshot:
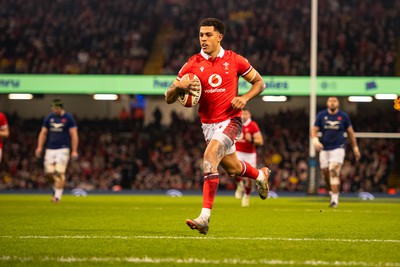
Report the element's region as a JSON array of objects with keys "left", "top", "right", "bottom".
[{"left": 199, "top": 18, "right": 225, "bottom": 35}]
